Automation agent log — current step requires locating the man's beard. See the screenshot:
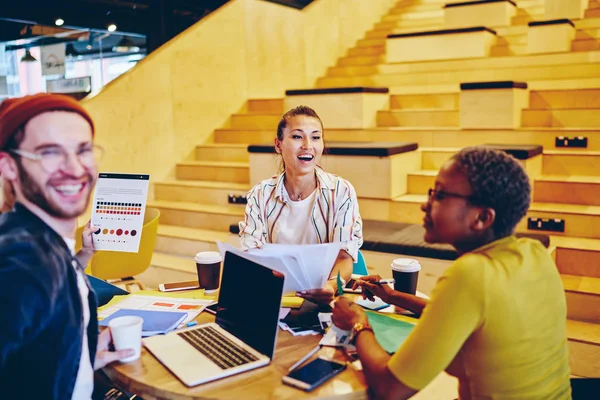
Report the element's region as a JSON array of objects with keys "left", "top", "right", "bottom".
[{"left": 15, "top": 159, "right": 93, "bottom": 219}]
